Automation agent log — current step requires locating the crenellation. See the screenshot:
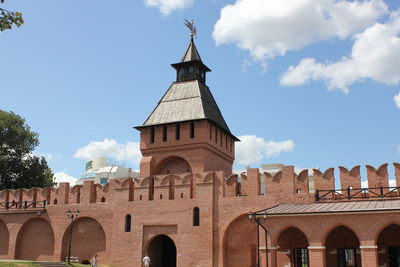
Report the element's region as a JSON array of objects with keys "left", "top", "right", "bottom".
[
  {"left": 22, "top": 188, "right": 36, "bottom": 203},
  {"left": 0, "top": 163, "right": 399, "bottom": 207},
  {"left": 48, "top": 187, "right": 59, "bottom": 205},
  {"left": 9, "top": 189, "right": 23, "bottom": 205},
  {"left": 241, "top": 168, "right": 259, "bottom": 196},
  {"left": 69, "top": 184, "right": 82, "bottom": 204},
  {"left": 176, "top": 174, "right": 193, "bottom": 200},
  {"left": 37, "top": 188, "right": 51, "bottom": 204},
  {"left": 224, "top": 173, "right": 240, "bottom": 197},
  {"left": 0, "top": 190, "right": 9, "bottom": 203},
  {"left": 265, "top": 170, "right": 283, "bottom": 195},
  {"left": 57, "top": 182, "right": 69, "bottom": 205},
  {"left": 155, "top": 175, "right": 172, "bottom": 201},
  {"left": 294, "top": 169, "right": 309, "bottom": 194},
  {"left": 95, "top": 184, "right": 109, "bottom": 203},
  {"left": 313, "top": 168, "right": 335, "bottom": 191},
  {"left": 339, "top": 165, "right": 361, "bottom": 189},
  {"left": 366, "top": 163, "right": 389, "bottom": 188},
  {"left": 80, "top": 181, "right": 96, "bottom": 204}
]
